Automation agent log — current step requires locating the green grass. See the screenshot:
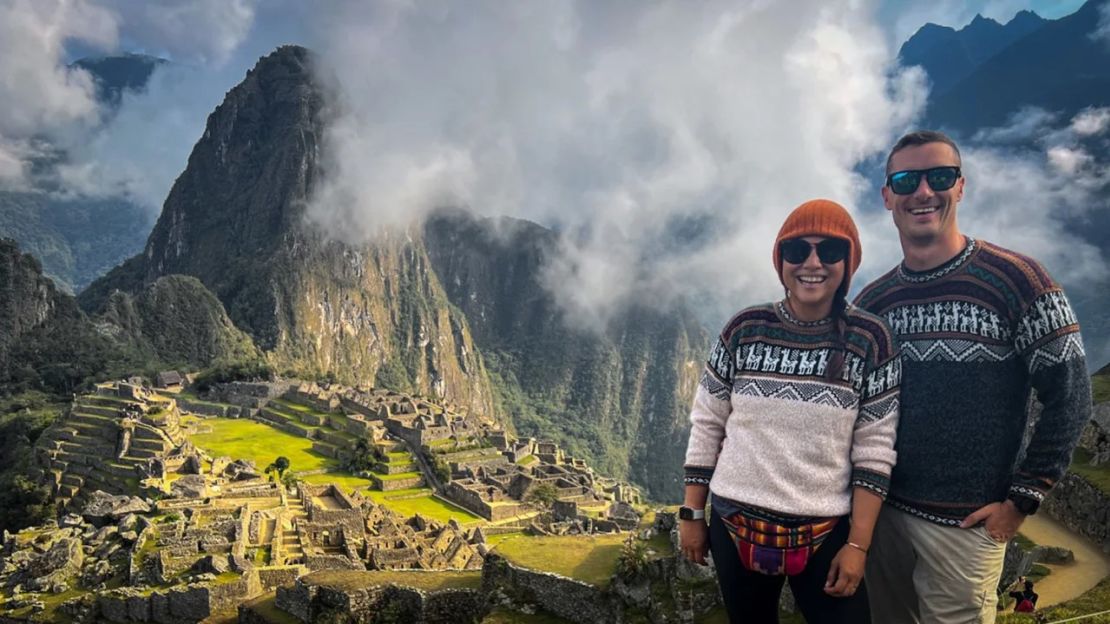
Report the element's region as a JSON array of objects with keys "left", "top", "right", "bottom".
[
  {"left": 1071, "top": 448, "right": 1110, "bottom": 496},
  {"left": 190, "top": 417, "right": 334, "bottom": 473},
  {"left": 361, "top": 489, "right": 482, "bottom": 524},
  {"left": 1092, "top": 374, "right": 1110, "bottom": 405},
  {"left": 298, "top": 472, "right": 375, "bottom": 491},
  {"left": 1013, "top": 533, "right": 1037, "bottom": 551},
  {"left": 375, "top": 471, "right": 423, "bottom": 481},
  {"left": 300, "top": 569, "right": 482, "bottom": 592},
  {"left": 188, "top": 417, "right": 374, "bottom": 493},
  {"left": 491, "top": 534, "right": 625, "bottom": 587}
]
